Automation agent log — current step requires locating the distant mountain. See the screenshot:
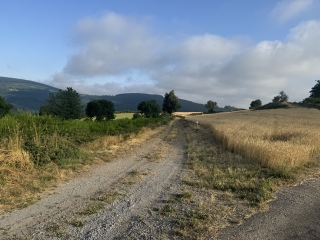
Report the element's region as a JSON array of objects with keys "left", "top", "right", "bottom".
[
  {"left": 0, "top": 77, "right": 60, "bottom": 112},
  {"left": 0, "top": 76, "right": 208, "bottom": 112}
]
